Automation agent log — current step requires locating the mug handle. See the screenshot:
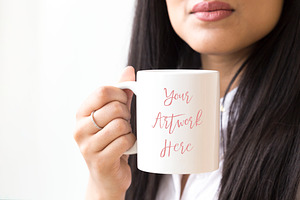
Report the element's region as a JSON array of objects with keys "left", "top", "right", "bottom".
[{"left": 115, "top": 81, "right": 138, "bottom": 155}]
